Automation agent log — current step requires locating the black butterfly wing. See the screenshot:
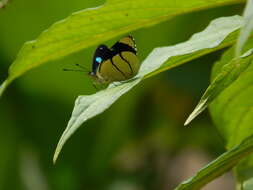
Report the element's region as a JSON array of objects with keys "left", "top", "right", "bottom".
[
  {"left": 111, "top": 35, "right": 137, "bottom": 54},
  {"left": 91, "top": 44, "right": 112, "bottom": 74}
]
